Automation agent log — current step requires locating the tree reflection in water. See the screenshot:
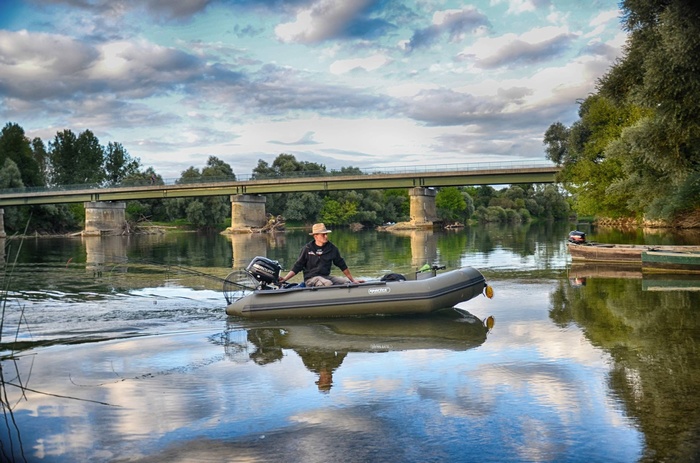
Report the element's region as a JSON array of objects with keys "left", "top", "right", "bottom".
[{"left": 551, "top": 273, "right": 700, "bottom": 462}]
